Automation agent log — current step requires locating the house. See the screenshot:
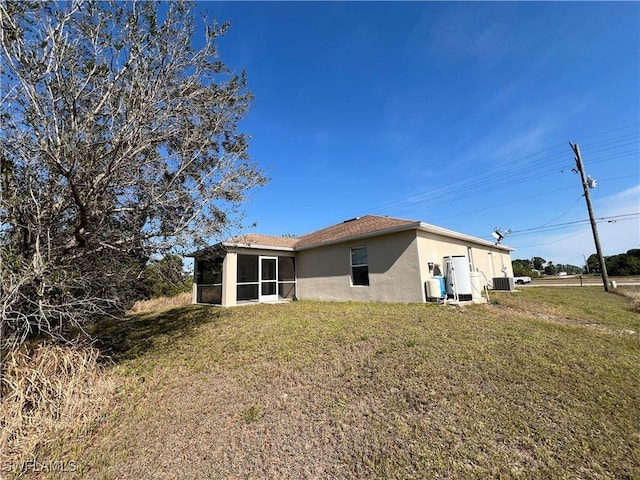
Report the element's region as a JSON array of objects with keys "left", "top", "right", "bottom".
[{"left": 186, "top": 215, "right": 514, "bottom": 306}]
